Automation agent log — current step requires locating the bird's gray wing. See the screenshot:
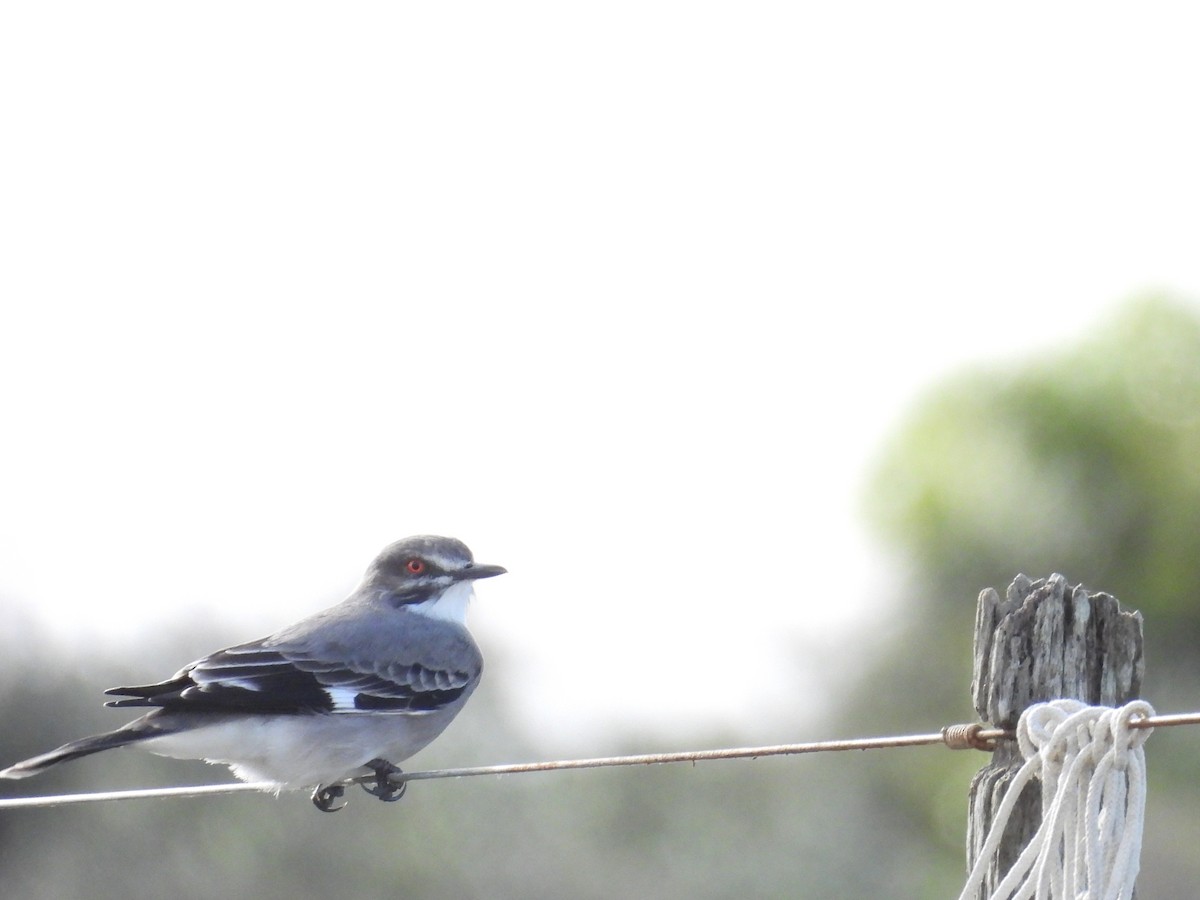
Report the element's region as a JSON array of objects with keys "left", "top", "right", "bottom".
[{"left": 103, "top": 636, "right": 476, "bottom": 715}]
